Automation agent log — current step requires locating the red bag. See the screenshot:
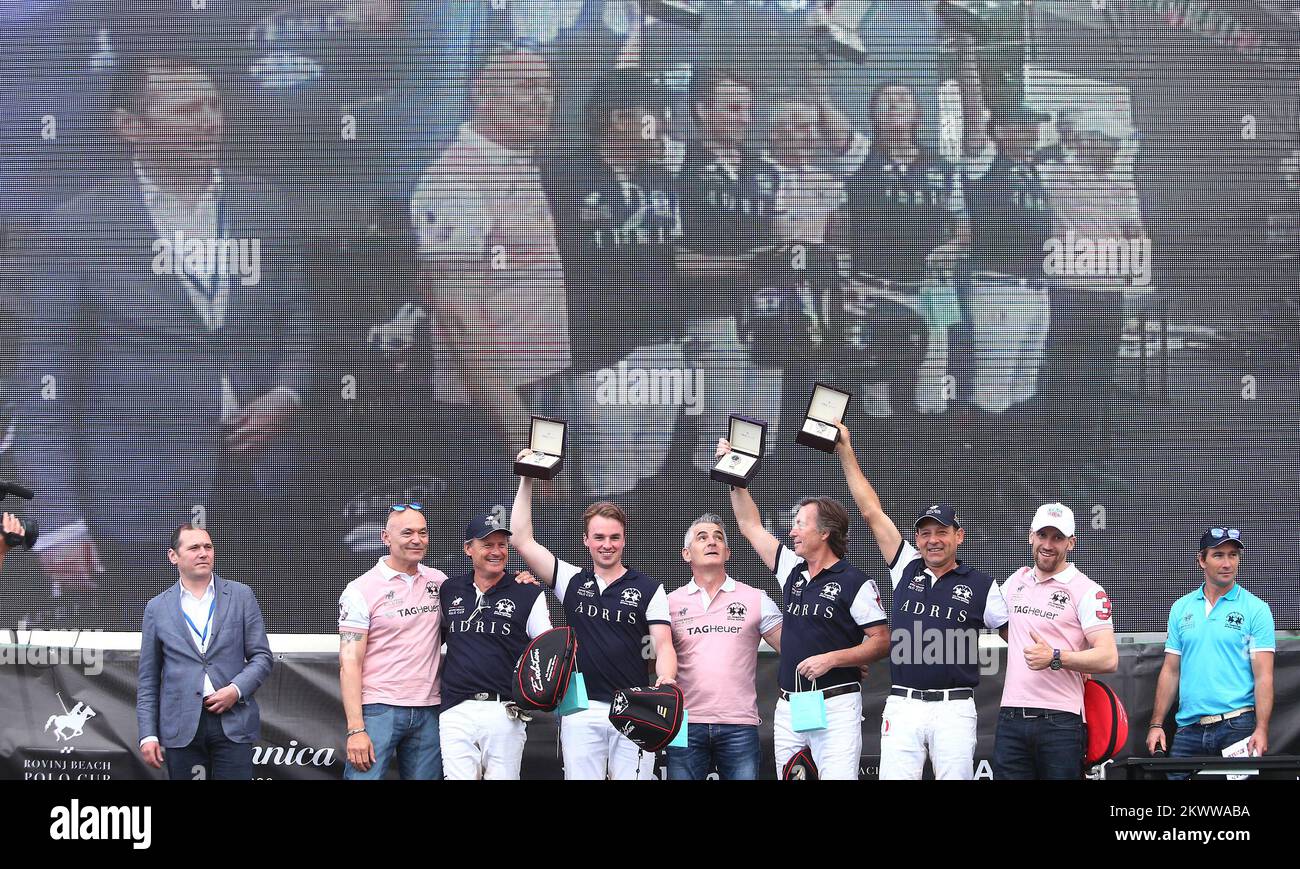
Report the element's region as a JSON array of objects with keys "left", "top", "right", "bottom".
[
  {"left": 1083, "top": 679, "right": 1129, "bottom": 765},
  {"left": 513, "top": 627, "right": 578, "bottom": 712}
]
